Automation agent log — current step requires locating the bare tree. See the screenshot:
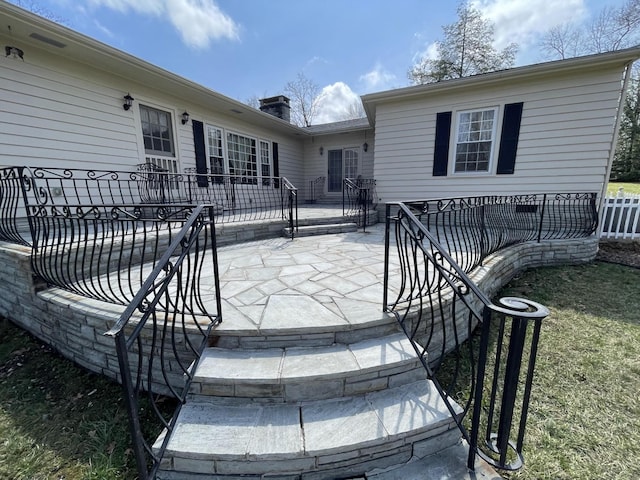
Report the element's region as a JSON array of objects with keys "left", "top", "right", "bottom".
[
  {"left": 284, "top": 73, "right": 324, "bottom": 127},
  {"left": 13, "top": 0, "right": 69, "bottom": 25},
  {"left": 541, "top": 0, "right": 640, "bottom": 59},
  {"left": 244, "top": 95, "right": 261, "bottom": 109},
  {"left": 540, "top": 24, "right": 585, "bottom": 60},
  {"left": 409, "top": 3, "right": 517, "bottom": 85},
  {"left": 338, "top": 100, "right": 366, "bottom": 121}
]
